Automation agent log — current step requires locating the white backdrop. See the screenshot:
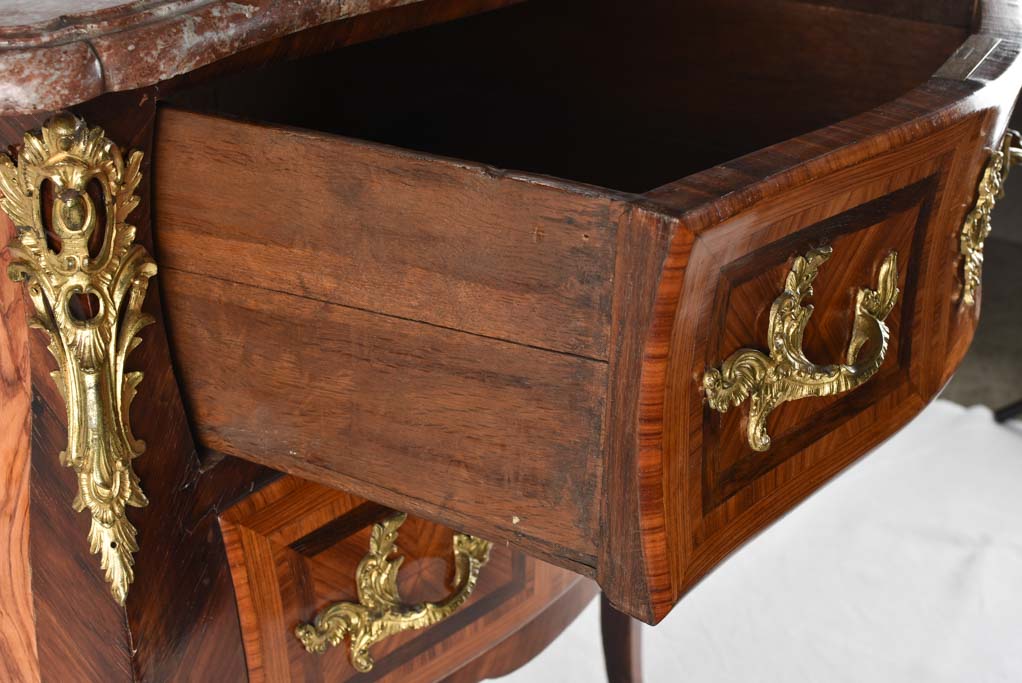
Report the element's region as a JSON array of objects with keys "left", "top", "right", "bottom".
[{"left": 501, "top": 400, "right": 1022, "bottom": 682}]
